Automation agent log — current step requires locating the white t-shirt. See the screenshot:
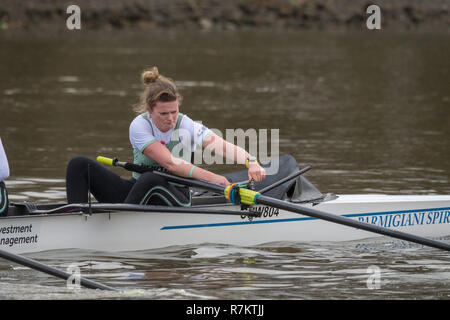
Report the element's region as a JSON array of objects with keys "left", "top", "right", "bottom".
[
  {"left": 129, "top": 112, "right": 213, "bottom": 154},
  {"left": 0, "top": 138, "right": 10, "bottom": 181}
]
